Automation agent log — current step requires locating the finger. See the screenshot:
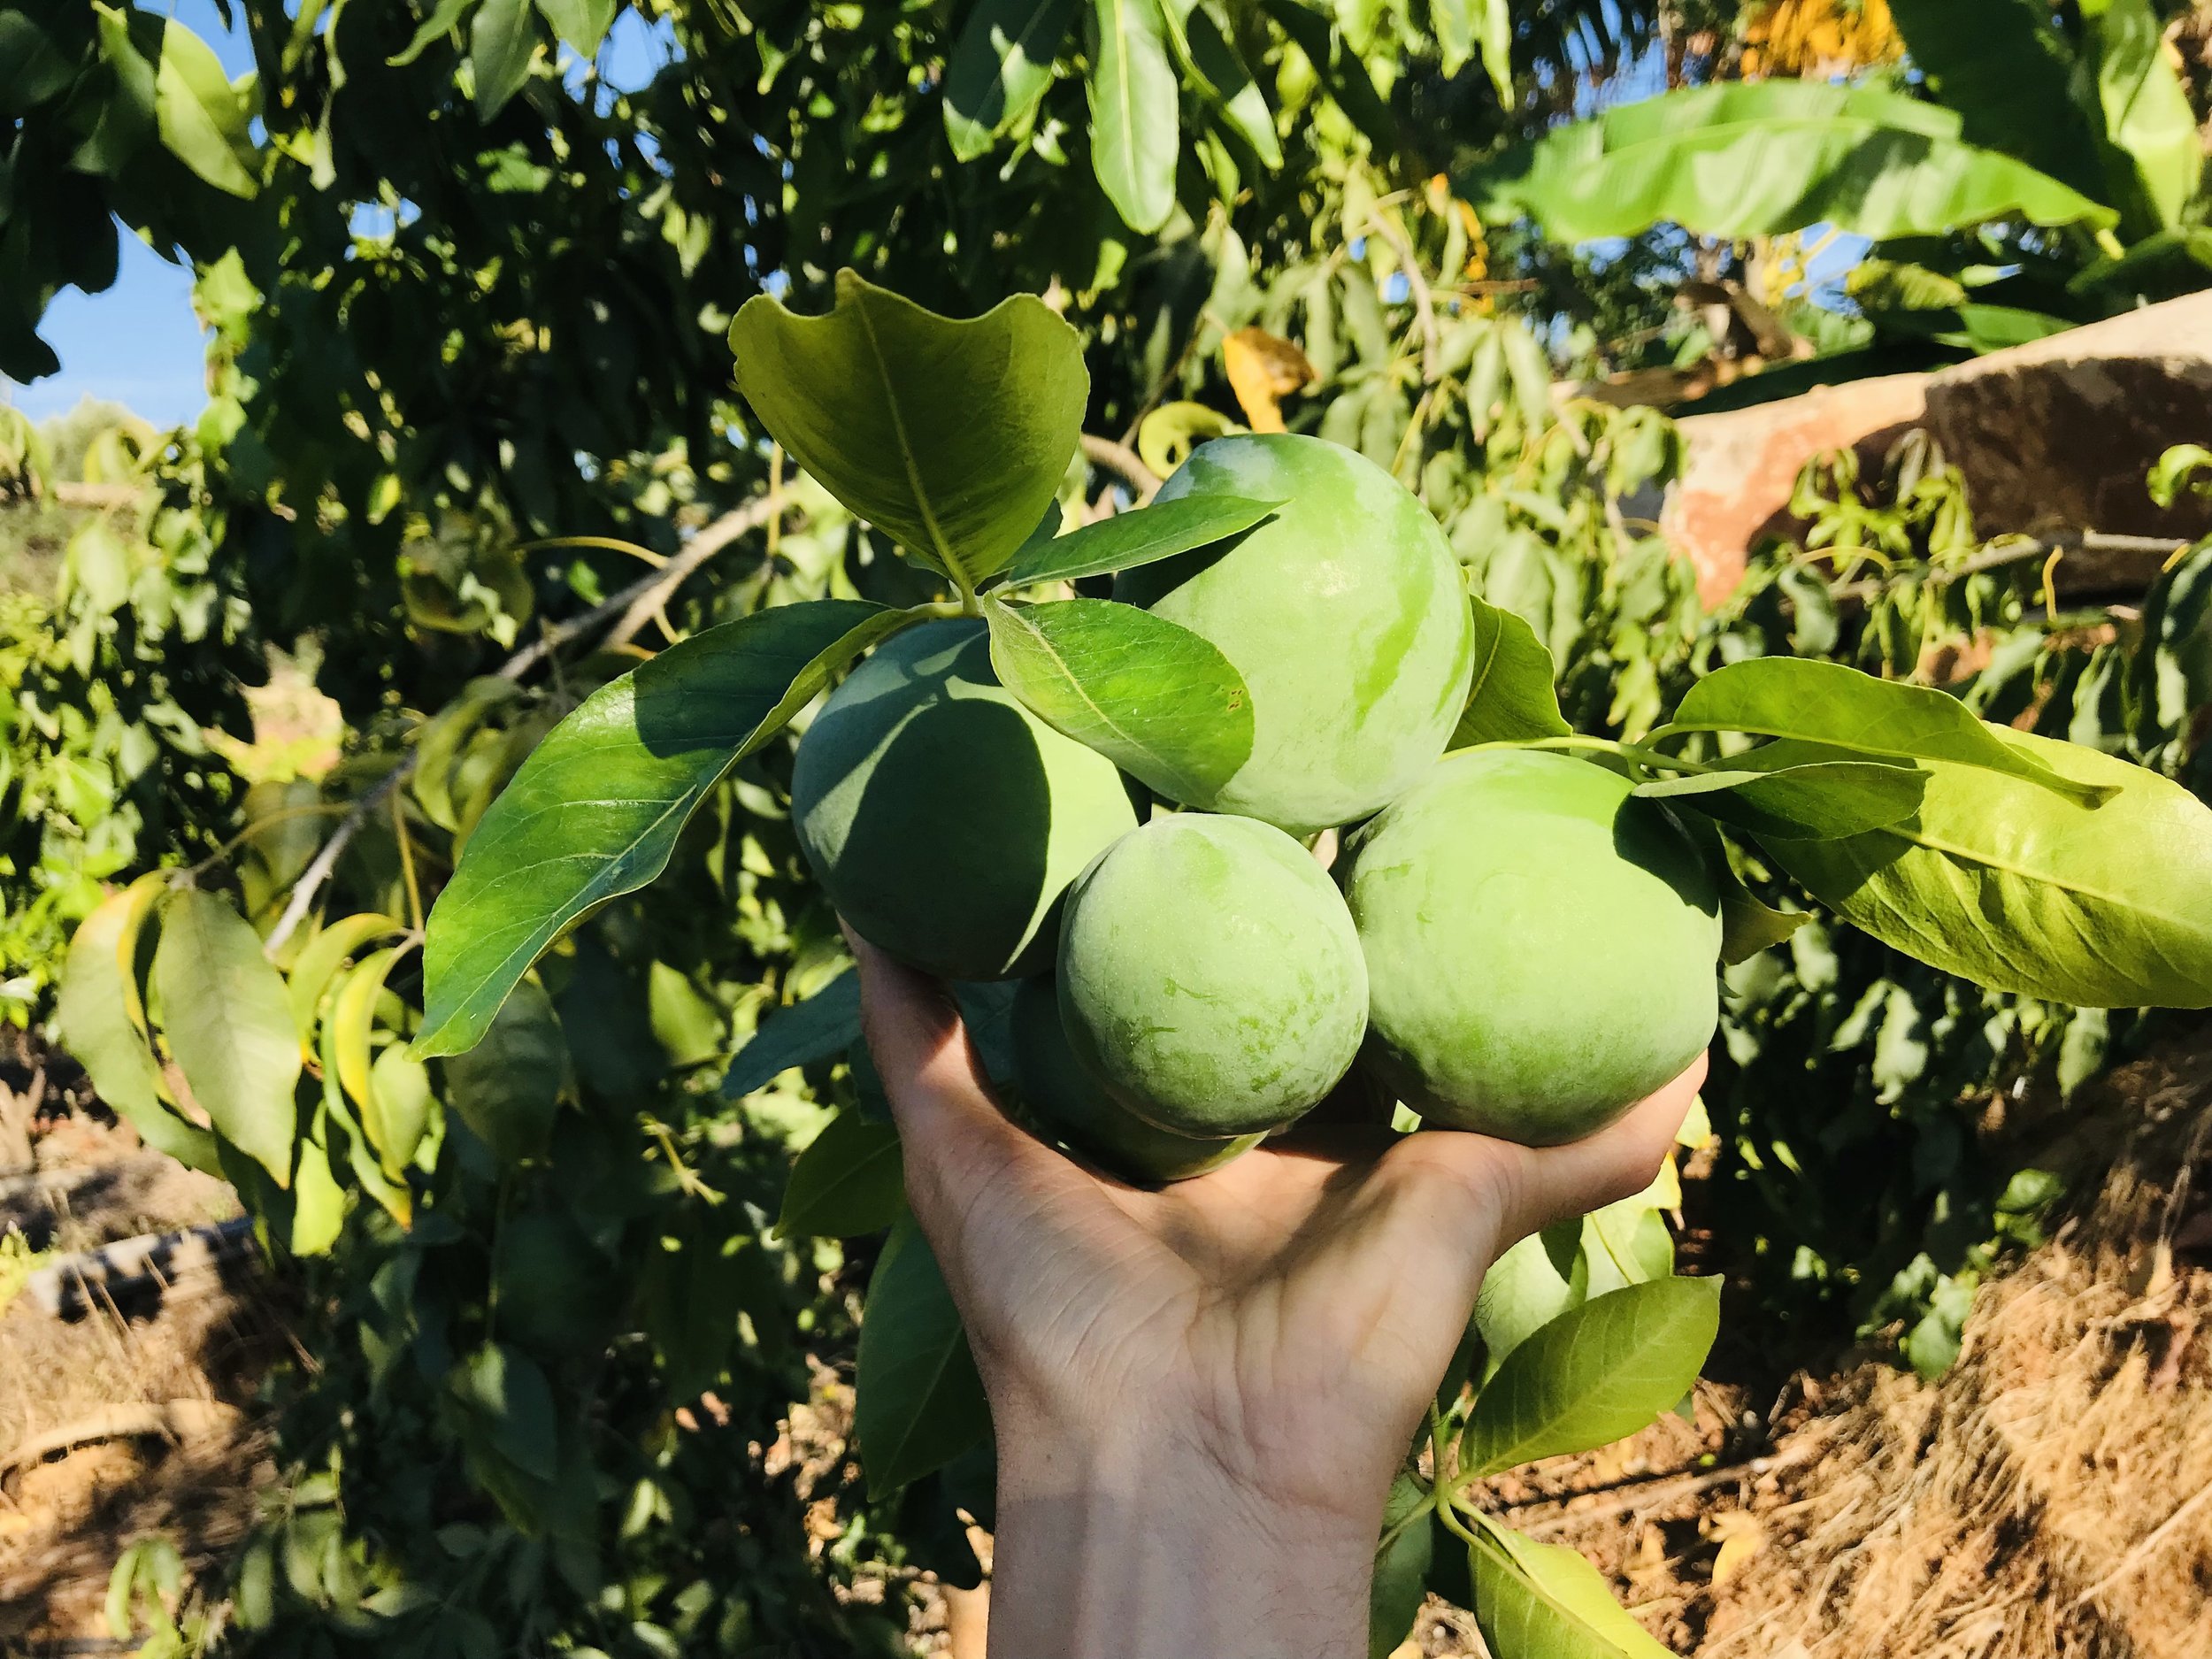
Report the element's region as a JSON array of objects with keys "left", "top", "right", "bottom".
[
  {"left": 1486, "top": 1053, "right": 1708, "bottom": 1245},
  {"left": 844, "top": 931, "right": 1060, "bottom": 1230},
  {"left": 1377, "top": 1053, "right": 1707, "bottom": 1271}
]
